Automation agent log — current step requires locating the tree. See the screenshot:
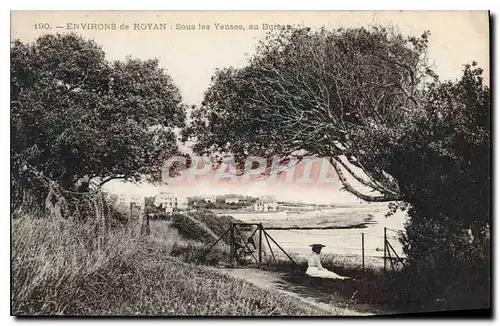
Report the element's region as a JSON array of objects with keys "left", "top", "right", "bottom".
[
  {"left": 187, "top": 27, "right": 491, "bottom": 307},
  {"left": 363, "top": 64, "right": 490, "bottom": 308},
  {"left": 11, "top": 34, "right": 186, "bottom": 208},
  {"left": 186, "top": 26, "right": 435, "bottom": 202},
  {"left": 357, "top": 62, "right": 490, "bottom": 230}
]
